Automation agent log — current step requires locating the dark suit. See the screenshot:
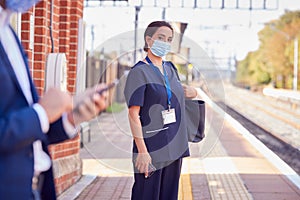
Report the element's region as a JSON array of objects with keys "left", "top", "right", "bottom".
[{"left": 0, "top": 27, "right": 69, "bottom": 200}]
